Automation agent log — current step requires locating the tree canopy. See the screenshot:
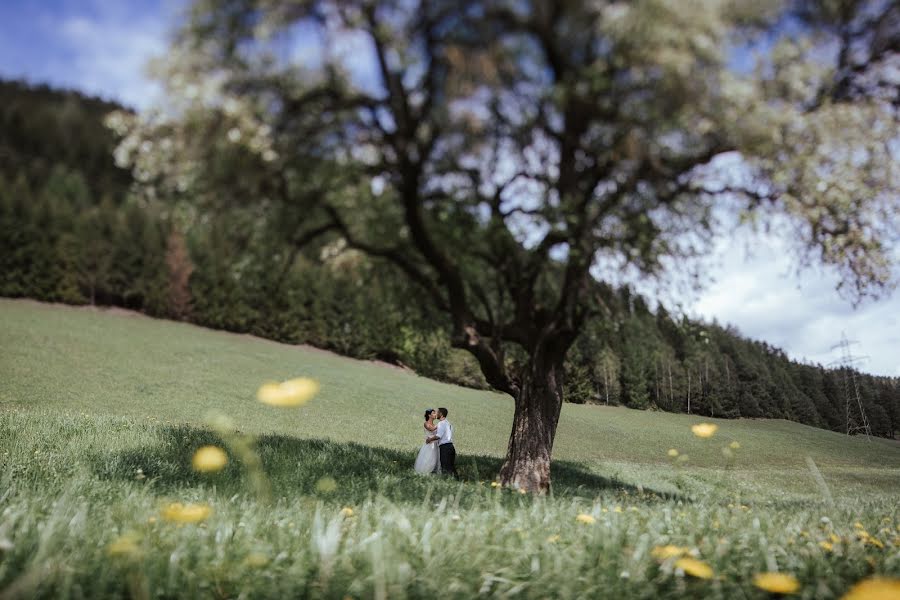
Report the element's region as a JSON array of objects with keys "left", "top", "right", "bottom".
[{"left": 111, "top": 0, "right": 899, "bottom": 491}]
